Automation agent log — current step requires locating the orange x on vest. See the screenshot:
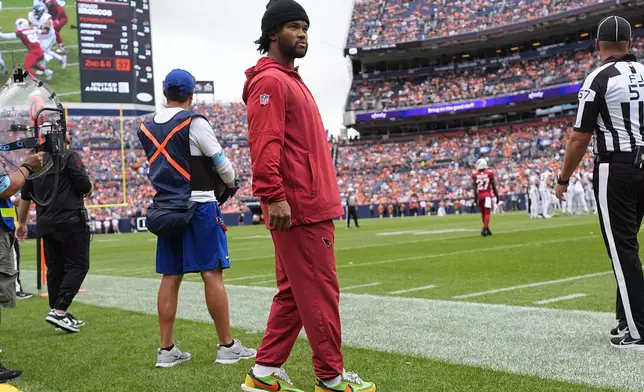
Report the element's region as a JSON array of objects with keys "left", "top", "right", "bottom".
[{"left": 139, "top": 117, "right": 192, "bottom": 181}]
